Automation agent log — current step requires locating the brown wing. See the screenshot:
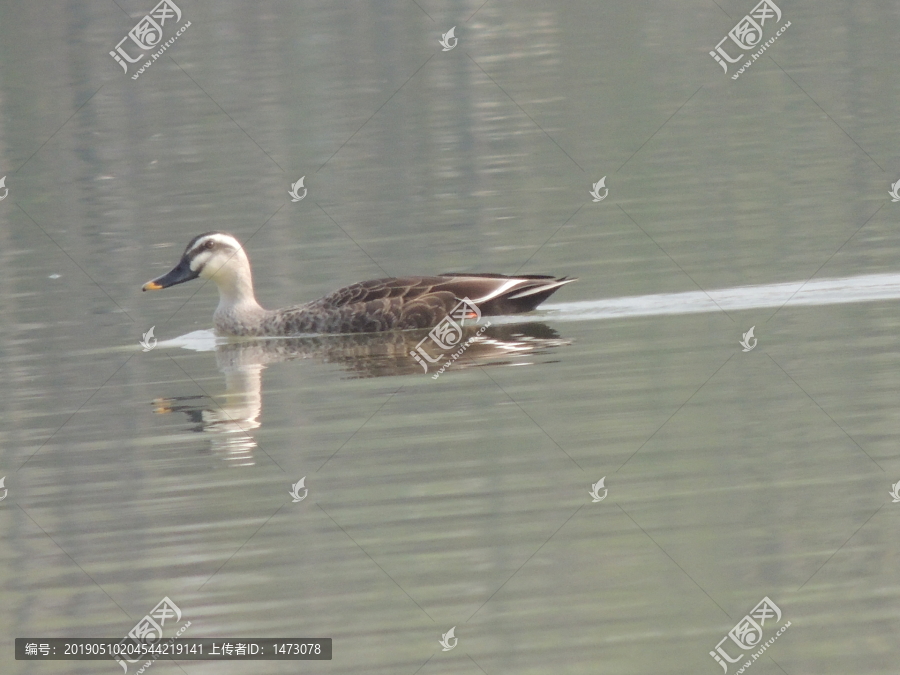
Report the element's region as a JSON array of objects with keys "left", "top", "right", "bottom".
[
  {"left": 274, "top": 274, "right": 576, "bottom": 334},
  {"left": 313, "top": 274, "right": 572, "bottom": 313},
  {"left": 312, "top": 277, "right": 451, "bottom": 310}
]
